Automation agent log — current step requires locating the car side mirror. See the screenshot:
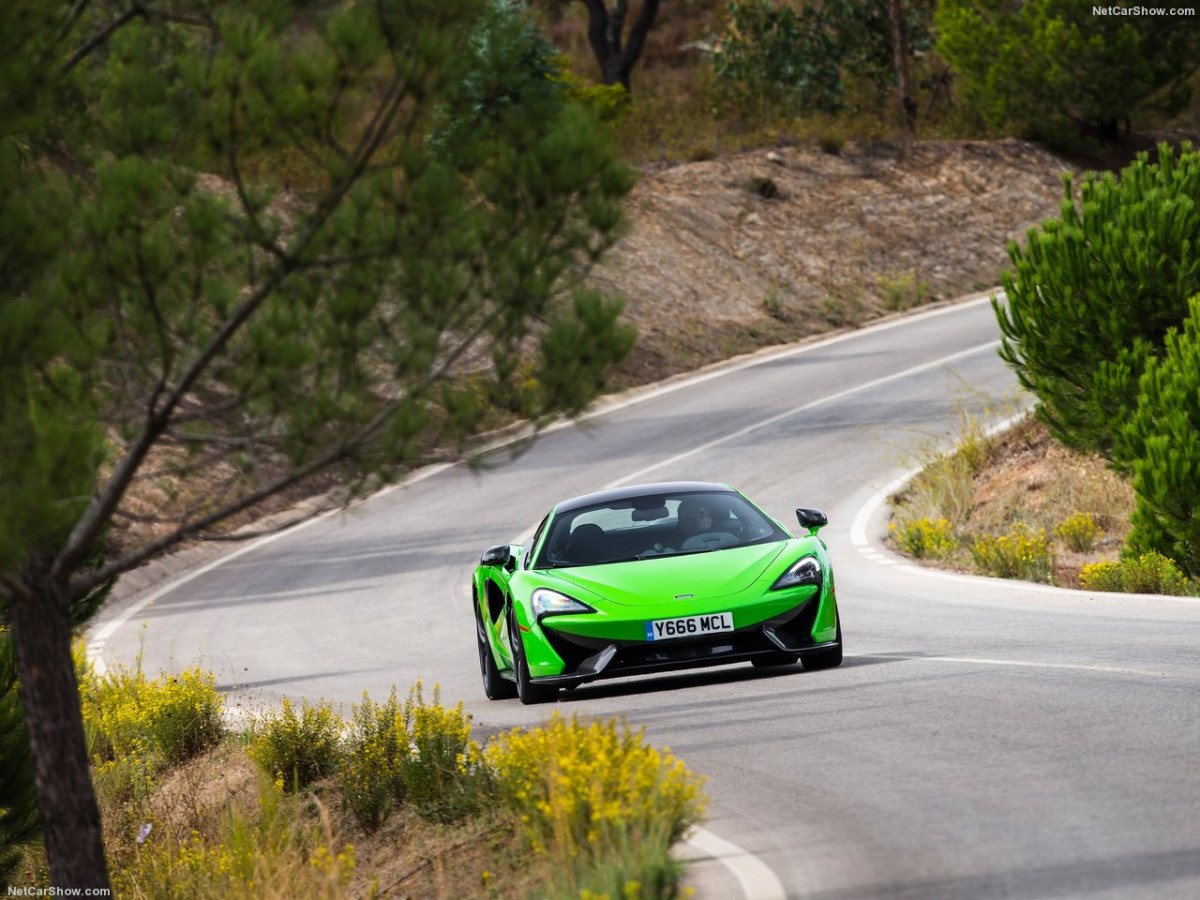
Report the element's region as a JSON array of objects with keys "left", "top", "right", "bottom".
[
  {"left": 795, "top": 508, "right": 828, "bottom": 534},
  {"left": 480, "top": 544, "right": 514, "bottom": 569}
]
